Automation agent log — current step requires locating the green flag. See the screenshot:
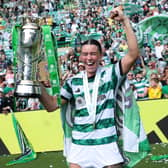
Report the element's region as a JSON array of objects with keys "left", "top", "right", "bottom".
[
  {"left": 124, "top": 3, "right": 143, "bottom": 16},
  {"left": 138, "top": 14, "right": 168, "bottom": 47},
  {"left": 115, "top": 79, "right": 151, "bottom": 167},
  {"left": 6, "top": 111, "right": 36, "bottom": 166}
]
